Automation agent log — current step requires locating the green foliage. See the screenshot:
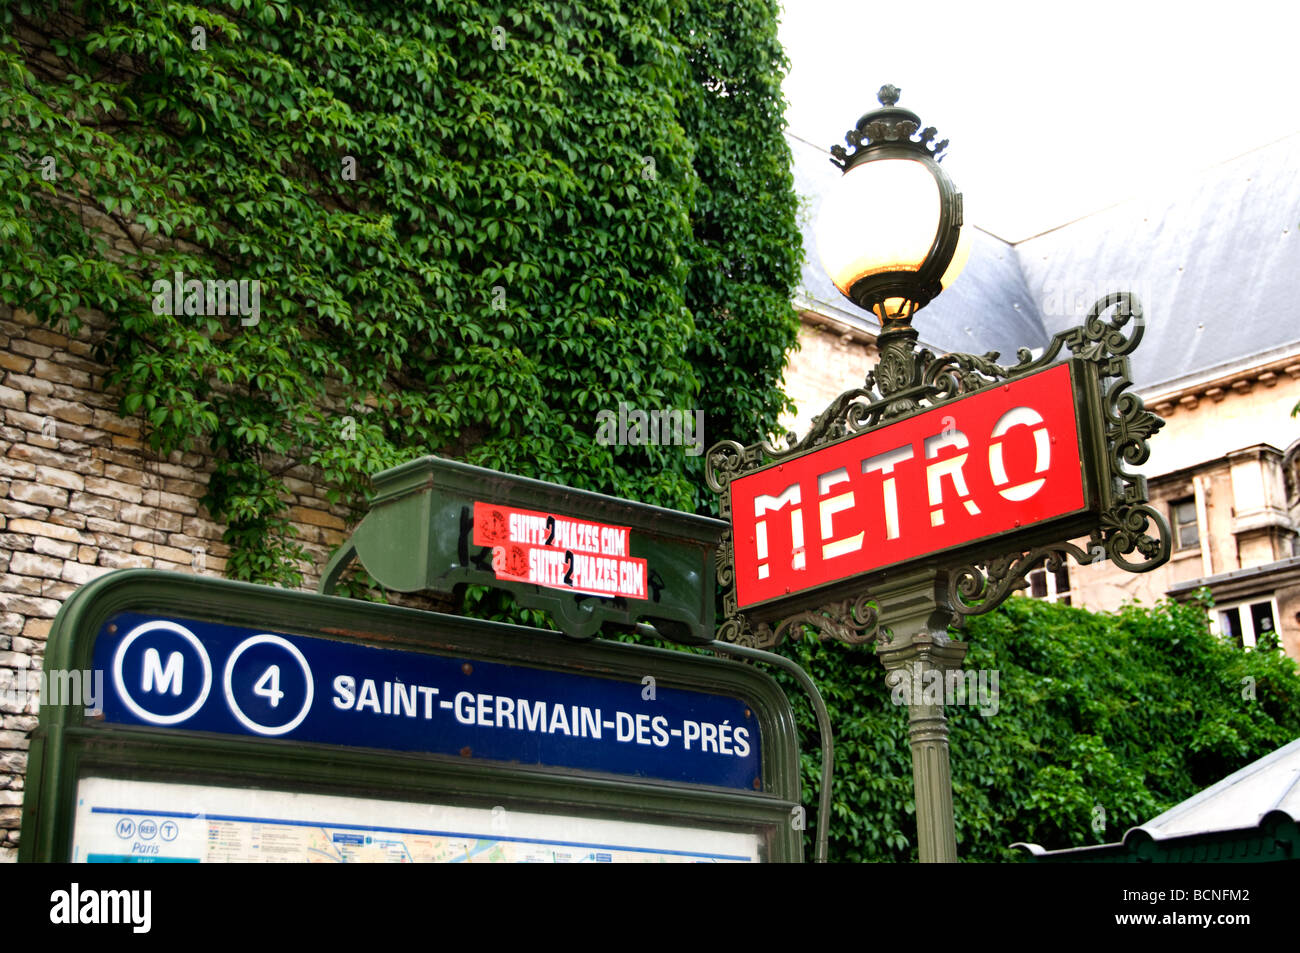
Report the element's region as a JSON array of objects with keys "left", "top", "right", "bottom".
[
  {"left": 673, "top": 4, "right": 802, "bottom": 511},
  {"left": 776, "top": 595, "right": 1300, "bottom": 862},
  {"left": 1, "top": 0, "right": 801, "bottom": 583}
]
